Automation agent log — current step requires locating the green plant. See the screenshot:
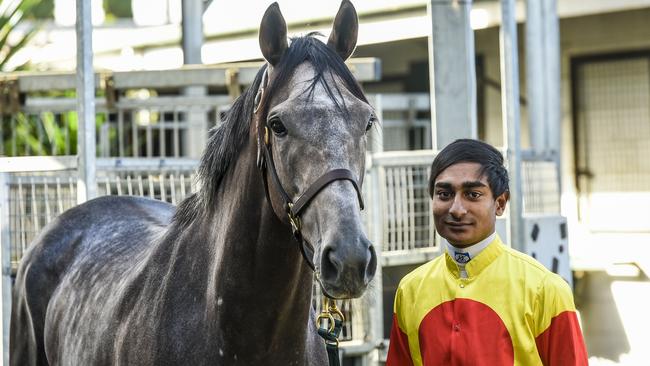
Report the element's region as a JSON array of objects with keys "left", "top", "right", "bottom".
[{"left": 0, "top": 0, "right": 41, "bottom": 71}]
